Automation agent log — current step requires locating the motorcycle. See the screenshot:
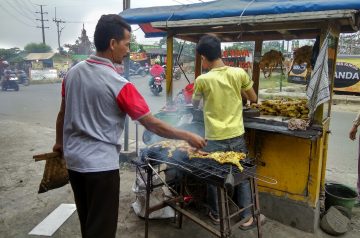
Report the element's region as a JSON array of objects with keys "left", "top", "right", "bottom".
[
  {"left": 173, "top": 66, "right": 181, "bottom": 80},
  {"left": 150, "top": 75, "right": 164, "bottom": 96},
  {"left": 129, "top": 61, "right": 146, "bottom": 76},
  {"left": 161, "top": 65, "right": 182, "bottom": 80},
  {"left": 16, "top": 70, "right": 30, "bottom": 86},
  {"left": 2, "top": 72, "right": 19, "bottom": 91}
]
